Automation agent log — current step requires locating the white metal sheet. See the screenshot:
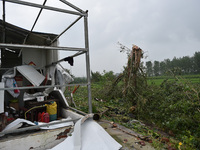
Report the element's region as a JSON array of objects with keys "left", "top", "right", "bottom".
[
  {"left": 50, "top": 117, "right": 122, "bottom": 150},
  {"left": 2, "top": 117, "right": 74, "bottom": 133},
  {"left": 17, "top": 65, "right": 45, "bottom": 86},
  {"left": 0, "top": 82, "right": 4, "bottom": 113}
]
